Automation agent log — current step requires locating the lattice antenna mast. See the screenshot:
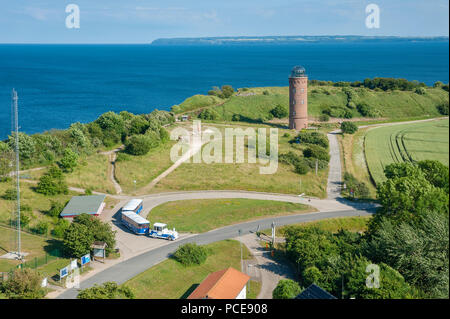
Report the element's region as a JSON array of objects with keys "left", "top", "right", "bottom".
[{"left": 12, "top": 89, "right": 21, "bottom": 259}]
